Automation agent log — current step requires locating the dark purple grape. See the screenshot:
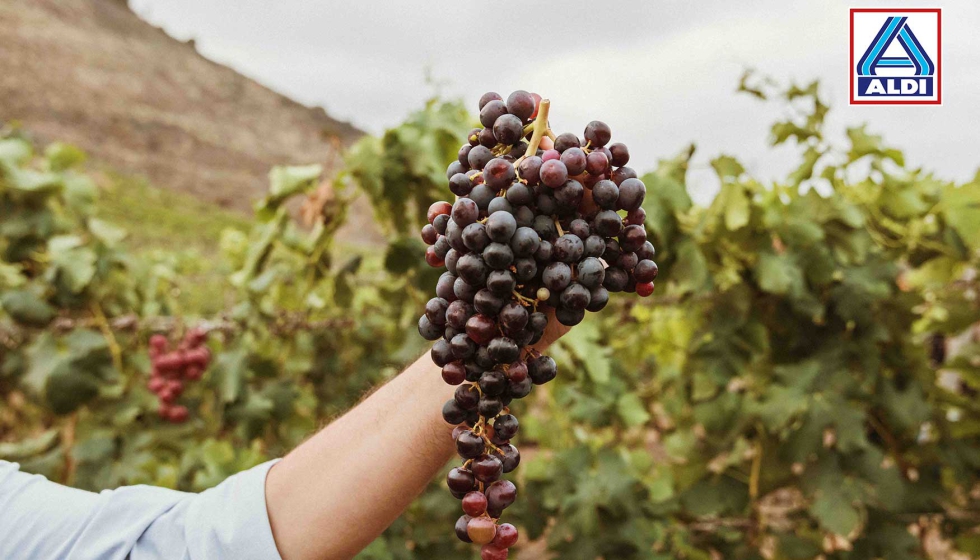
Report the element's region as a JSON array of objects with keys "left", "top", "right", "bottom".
[
  {"left": 486, "top": 212, "right": 517, "bottom": 243},
  {"left": 433, "top": 213, "right": 450, "bottom": 235},
  {"left": 495, "top": 444, "right": 521, "bottom": 473},
  {"left": 448, "top": 468, "right": 476, "bottom": 493},
  {"left": 451, "top": 333, "right": 477, "bottom": 359},
  {"left": 483, "top": 158, "right": 516, "bottom": 189},
  {"left": 542, "top": 262, "right": 572, "bottom": 291},
  {"left": 560, "top": 282, "right": 591, "bottom": 311},
  {"left": 586, "top": 150, "right": 610, "bottom": 176},
  {"left": 535, "top": 191, "right": 557, "bottom": 216},
  {"left": 472, "top": 454, "right": 503, "bottom": 483},
  {"left": 556, "top": 306, "right": 586, "bottom": 326},
  {"left": 627, "top": 207, "right": 646, "bottom": 226},
  {"left": 487, "top": 270, "right": 516, "bottom": 295},
  {"left": 552, "top": 234, "right": 584, "bottom": 263},
  {"left": 568, "top": 219, "right": 590, "bottom": 239},
  {"left": 592, "top": 180, "right": 619, "bottom": 209},
  {"left": 518, "top": 156, "right": 543, "bottom": 185},
  {"left": 443, "top": 399, "right": 468, "bottom": 424},
  {"left": 506, "top": 90, "right": 535, "bottom": 121},
  {"left": 468, "top": 145, "right": 494, "bottom": 170},
  {"left": 483, "top": 243, "right": 514, "bottom": 270},
  {"left": 449, "top": 172, "right": 473, "bottom": 196},
  {"left": 436, "top": 272, "right": 457, "bottom": 301},
  {"left": 560, "top": 148, "right": 587, "bottom": 175},
  {"left": 456, "top": 253, "right": 489, "bottom": 285},
  {"left": 617, "top": 178, "right": 646, "bottom": 211},
  {"left": 418, "top": 315, "right": 442, "bottom": 340},
  {"left": 508, "top": 376, "right": 532, "bottom": 399},
  {"left": 446, "top": 300, "right": 475, "bottom": 330},
  {"left": 421, "top": 224, "right": 438, "bottom": 245},
  {"left": 609, "top": 142, "right": 630, "bottom": 166},
  {"left": 465, "top": 314, "right": 496, "bottom": 345},
  {"left": 509, "top": 227, "right": 540, "bottom": 257},
  {"left": 443, "top": 362, "right": 466, "bottom": 385},
  {"left": 554, "top": 179, "right": 584, "bottom": 209},
  {"left": 458, "top": 144, "right": 472, "bottom": 166},
  {"left": 462, "top": 223, "right": 490, "bottom": 252},
  {"left": 576, "top": 257, "right": 606, "bottom": 289},
  {"left": 514, "top": 205, "right": 535, "bottom": 228},
  {"left": 619, "top": 224, "right": 647, "bottom": 252},
  {"left": 479, "top": 127, "right": 497, "bottom": 148},
  {"left": 474, "top": 289, "right": 507, "bottom": 316},
  {"left": 431, "top": 339, "right": 455, "bottom": 366},
  {"left": 455, "top": 514, "right": 473, "bottom": 543},
  {"left": 514, "top": 257, "right": 537, "bottom": 282},
  {"left": 488, "top": 337, "right": 520, "bottom": 364},
  {"left": 586, "top": 286, "right": 609, "bottom": 312},
  {"left": 493, "top": 414, "right": 519, "bottom": 440},
  {"left": 603, "top": 267, "right": 629, "bottom": 292},
  {"left": 611, "top": 166, "right": 637, "bottom": 185},
  {"left": 468, "top": 128, "right": 482, "bottom": 146},
  {"left": 505, "top": 183, "right": 533, "bottom": 207},
  {"left": 455, "top": 383, "right": 480, "bottom": 410},
  {"left": 528, "top": 355, "right": 557, "bottom": 385},
  {"left": 480, "top": 100, "right": 508, "bottom": 128},
  {"left": 594, "top": 209, "right": 624, "bottom": 237},
  {"left": 425, "top": 297, "right": 449, "bottom": 325},
  {"left": 636, "top": 241, "right": 656, "bottom": 261},
  {"left": 493, "top": 114, "right": 524, "bottom": 145},
  {"left": 479, "top": 92, "right": 503, "bottom": 110},
  {"left": 479, "top": 369, "right": 507, "bottom": 396},
  {"left": 528, "top": 312, "right": 548, "bottom": 333},
  {"left": 499, "top": 301, "right": 529, "bottom": 332},
  {"left": 617, "top": 251, "right": 638, "bottom": 271},
  {"left": 534, "top": 239, "right": 553, "bottom": 261},
  {"left": 478, "top": 396, "right": 504, "bottom": 417},
  {"left": 452, "top": 198, "right": 479, "bottom": 227},
  {"left": 584, "top": 121, "right": 611, "bottom": 147},
  {"left": 447, "top": 161, "right": 467, "bottom": 180},
  {"left": 583, "top": 235, "right": 605, "bottom": 258},
  {"left": 554, "top": 133, "right": 580, "bottom": 153},
  {"left": 540, "top": 159, "right": 568, "bottom": 188},
  {"left": 486, "top": 479, "right": 517, "bottom": 517},
  {"left": 634, "top": 259, "right": 659, "bottom": 282},
  {"left": 456, "top": 429, "right": 486, "bottom": 458}
]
